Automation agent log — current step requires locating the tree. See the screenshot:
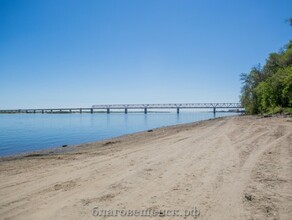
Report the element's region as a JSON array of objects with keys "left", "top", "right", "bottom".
[
  {"left": 240, "top": 17, "right": 292, "bottom": 114},
  {"left": 240, "top": 65, "right": 263, "bottom": 114}
]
